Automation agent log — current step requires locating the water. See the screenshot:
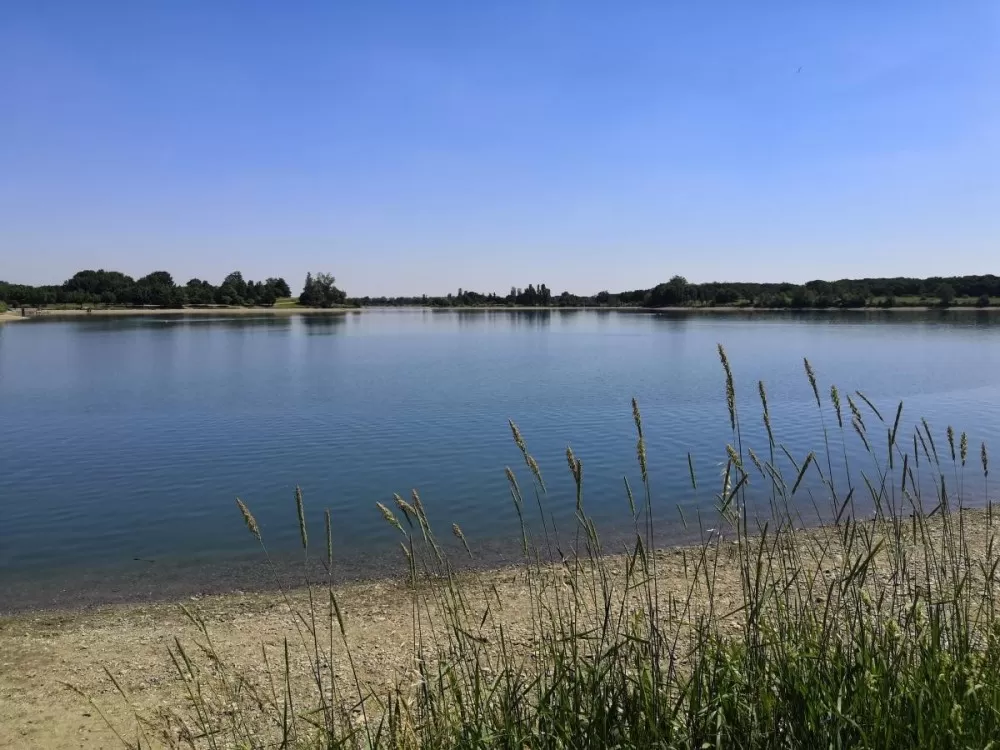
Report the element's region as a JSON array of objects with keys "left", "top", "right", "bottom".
[{"left": 2, "top": 309, "right": 1000, "bottom": 610}]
